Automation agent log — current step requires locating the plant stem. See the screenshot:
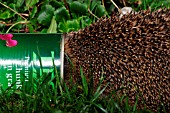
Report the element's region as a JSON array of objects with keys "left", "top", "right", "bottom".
[
  {"left": 122, "top": 0, "right": 126, "bottom": 6},
  {"left": 110, "top": 0, "right": 122, "bottom": 14},
  {"left": 63, "top": 0, "right": 72, "bottom": 19},
  {"left": 102, "top": 0, "right": 105, "bottom": 6},
  {"left": 0, "top": 2, "right": 26, "bottom": 20},
  {"left": 88, "top": 8, "right": 99, "bottom": 20},
  {"left": 6, "top": 21, "right": 30, "bottom": 33}
]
